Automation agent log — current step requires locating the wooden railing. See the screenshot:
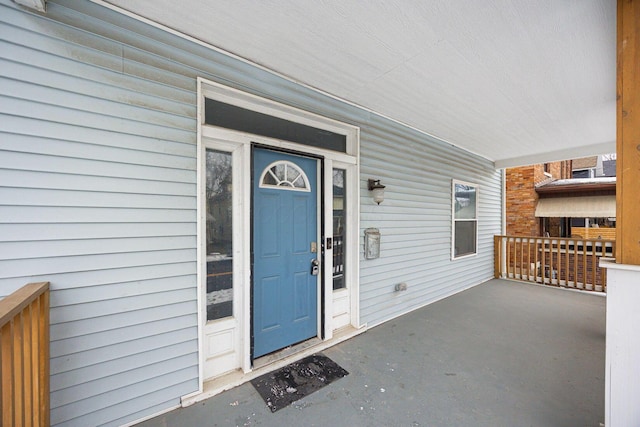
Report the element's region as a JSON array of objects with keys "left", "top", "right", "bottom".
[
  {"left": 570, "top": 227, "right": 616, "bottom": 240},
  {"left": 0, "top": 282, "right": 50, "bottom": 427},
  {"left": 494, "top": 236, "right": 613, "bottom": 292}
]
